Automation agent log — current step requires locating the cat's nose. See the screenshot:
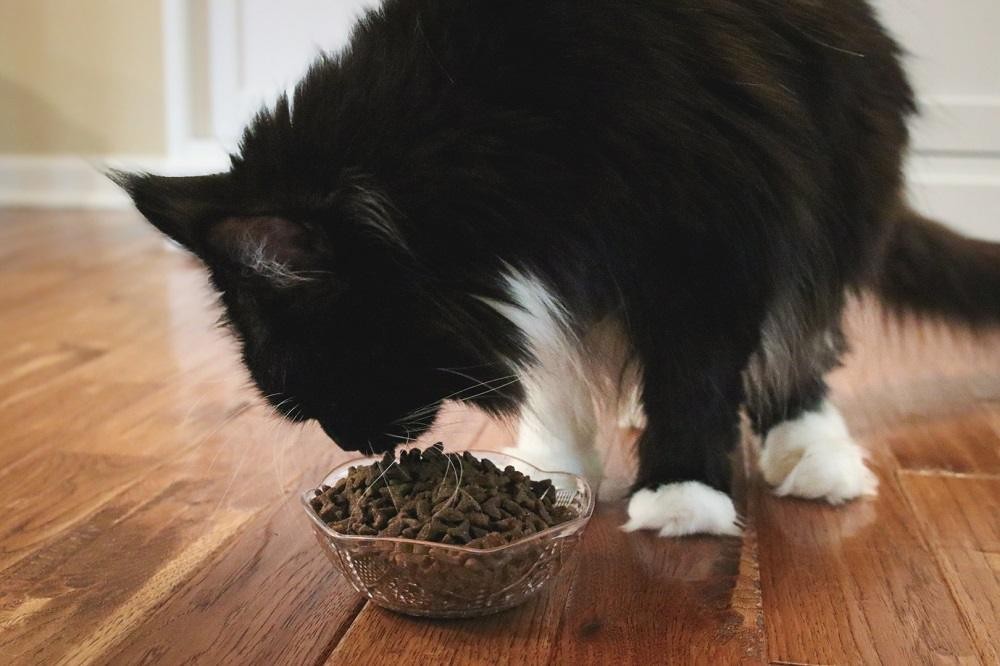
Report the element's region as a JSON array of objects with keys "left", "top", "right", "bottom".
[{"left": 317, "top": 418, "right": 395, "bottom": 454}]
